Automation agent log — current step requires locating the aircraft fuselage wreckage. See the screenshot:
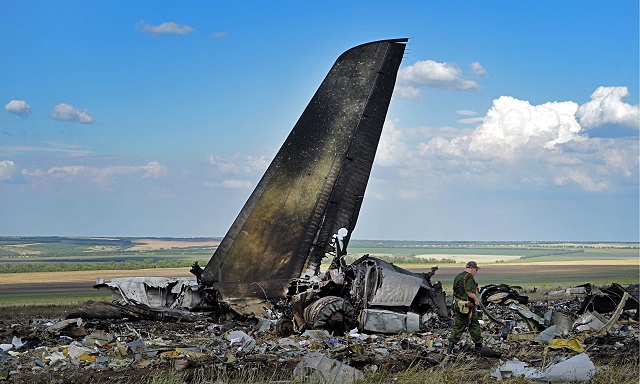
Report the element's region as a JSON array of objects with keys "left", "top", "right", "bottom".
[{"left": 98, "top": 39, "right": 449, "bottom": 335}]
